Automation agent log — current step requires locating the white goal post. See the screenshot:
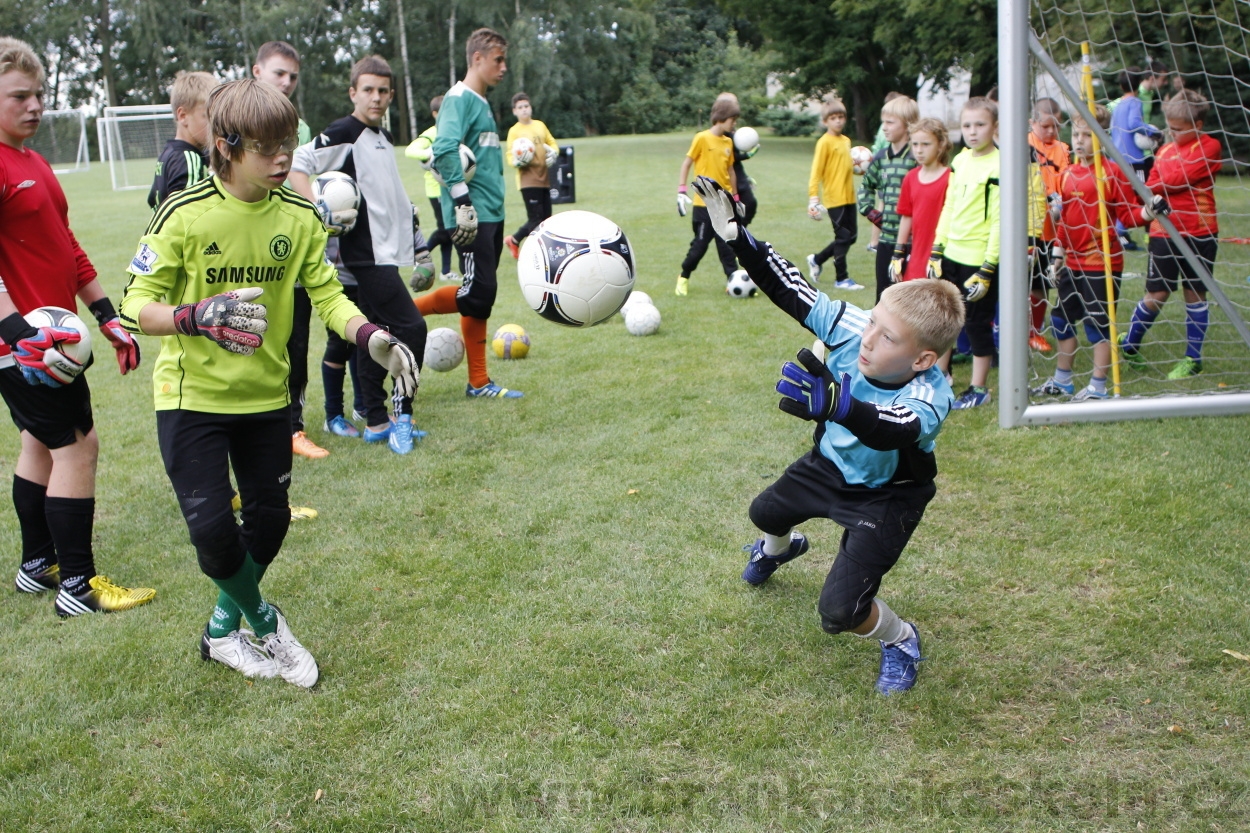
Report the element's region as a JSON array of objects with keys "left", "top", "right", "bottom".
[
  {"left": 29, "top": 108, "right": 89, "bottom": 174},
  {"left": 96, "top": 104, "right": 176, "bottom": 192},
  {"left": 998, "top": 0, "right": 1250, "bottom": 426}
]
